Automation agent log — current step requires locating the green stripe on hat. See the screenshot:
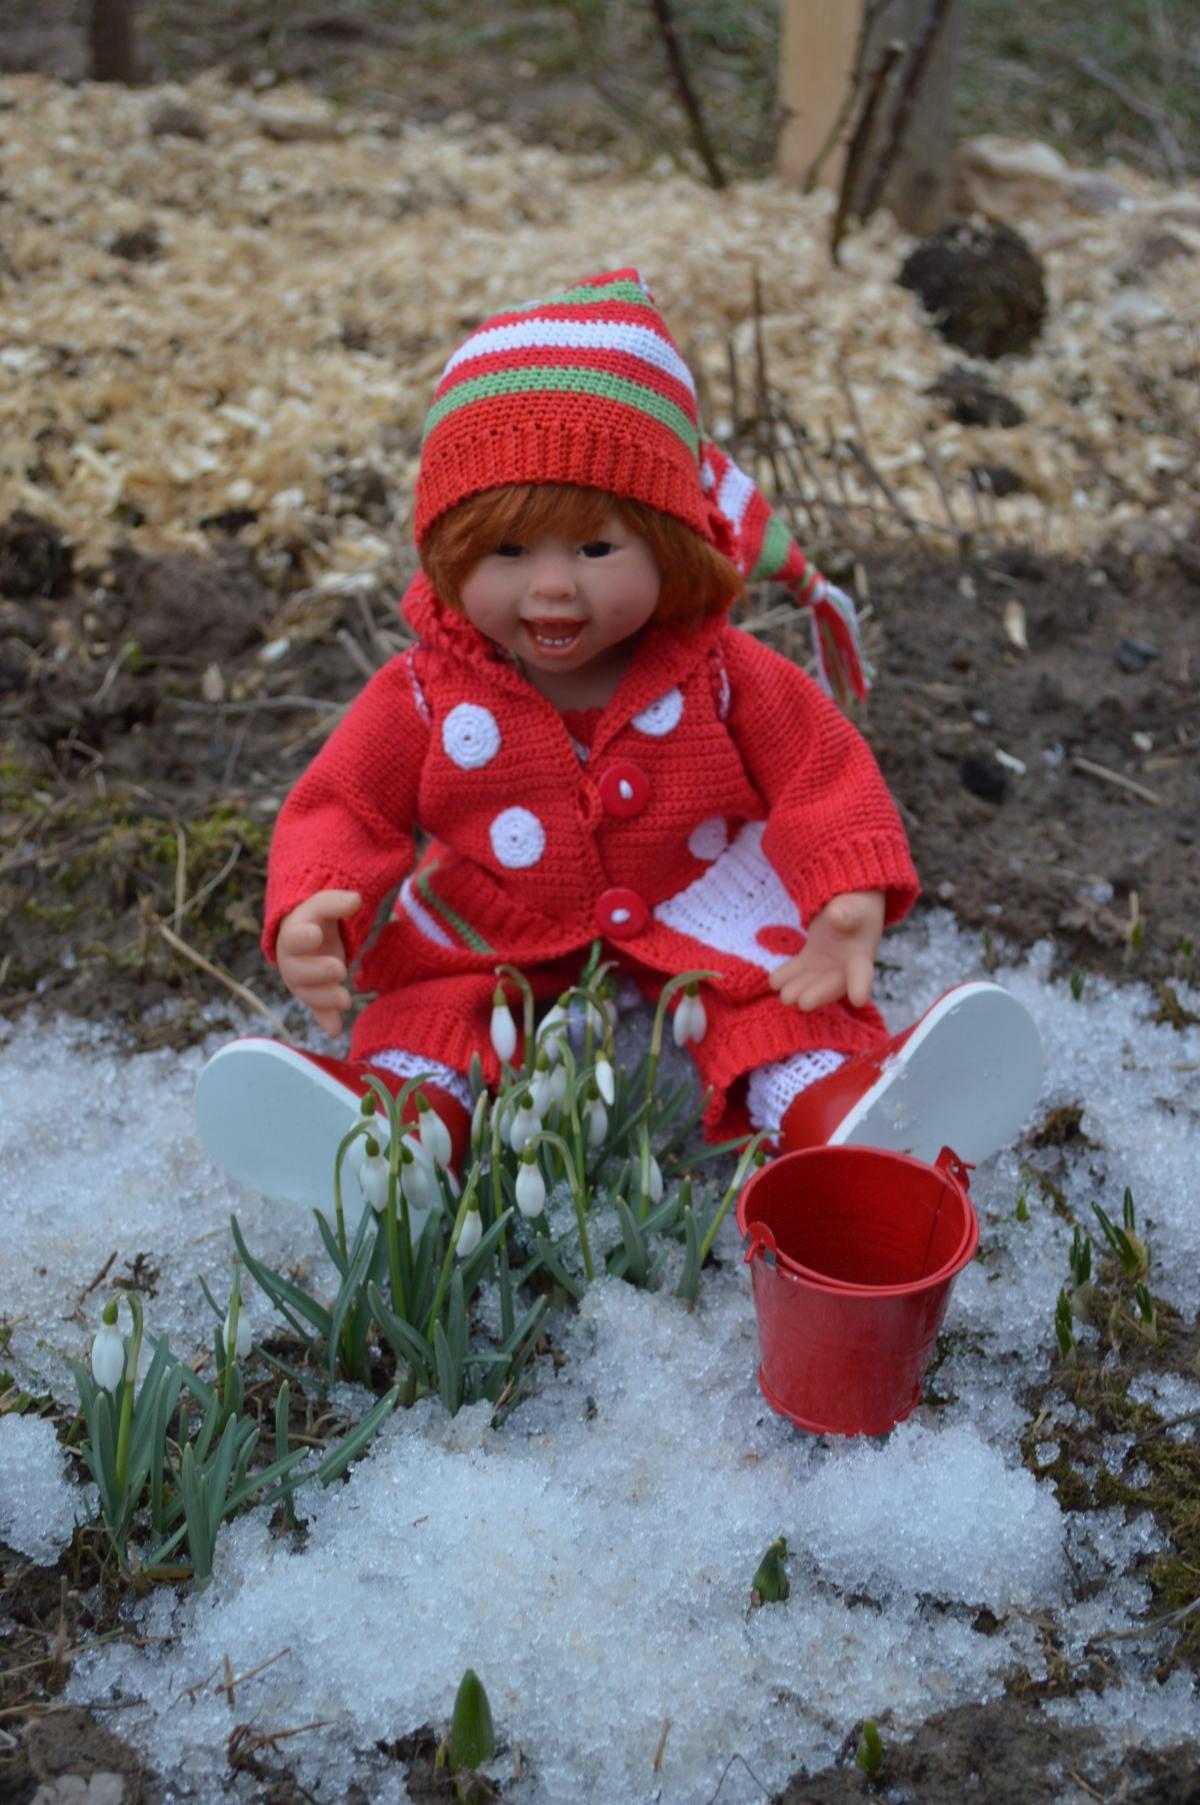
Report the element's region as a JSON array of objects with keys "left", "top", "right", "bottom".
[
  {"left": 749, "top": 512, "right": 793, "bottom": 582},
  {"left": 424, "top": 365, "right": 699, "bottom": 456},
  {"left": 512, "top": 277, "right": 655, "bottom": 313}
]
